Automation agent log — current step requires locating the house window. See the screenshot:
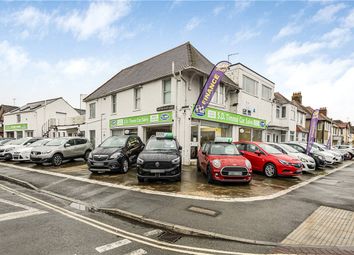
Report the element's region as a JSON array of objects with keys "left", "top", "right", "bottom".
[
  {"left": 281, "top": 131, "right": 287, "bottom": 142},
  {"left": 134, "top": 87, "right": 141, "bottom": 110},
  {"left": 261, "top": 85, "right": 272, "bottom": 101},
  {"left": 291, "top": 109, "right": 295, "bottom": 120},
  {"left": 112, "top": 94, "right": 117, "bottom": 113},
  {"left": 16, "top": 114, "right": 21, "bottom": 123},
  {"left": 281, "top": 106, "right": 286, "bottom": 118},
  {"left": 290, "top": 131, "right": 295, "bottom": 141},
  {"left": 89, "top": 103, "right": 96, "bottom": 119},
  {"left": 276, "top": 105, "right": 280, "bottom": 118},
  {"left": 243, "top": 75, "right": 258, "bottom": 96},
  {"left": 25, "top": 131, "right": 33, "bottom": 137},
  {"left": 211, "top": 84, "right": 225, "bottom": 105},
  {"left": 162, "top": 79, "right": 171, "bottom": 104}
]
